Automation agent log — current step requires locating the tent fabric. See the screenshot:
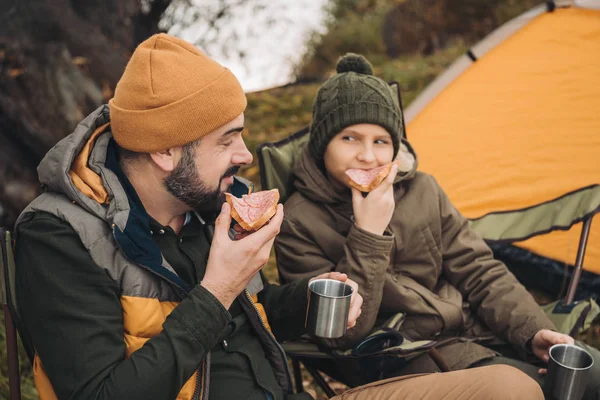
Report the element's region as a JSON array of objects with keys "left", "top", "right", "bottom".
[
  {"left": 405, "top": 4, "right": 547, "bottom": 122},
  {"left": 405, "top": 6, "right": 600, "bottom": 274}
]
